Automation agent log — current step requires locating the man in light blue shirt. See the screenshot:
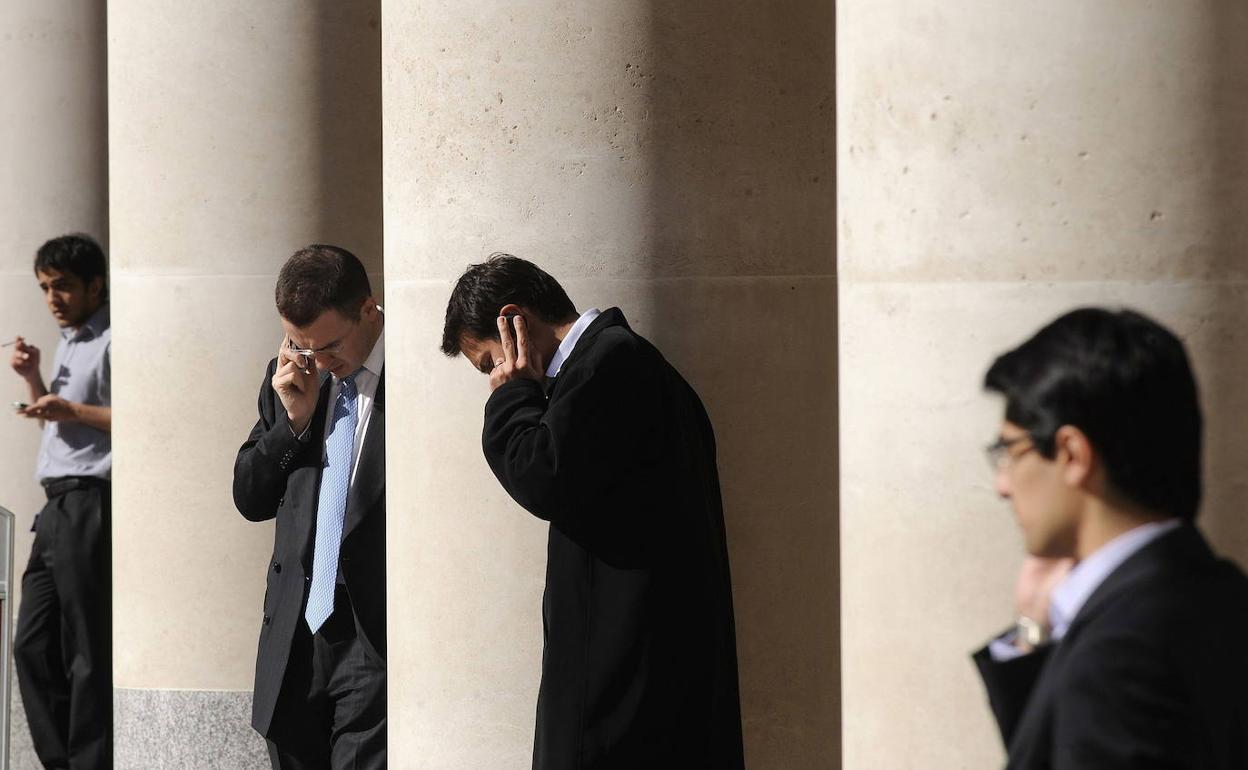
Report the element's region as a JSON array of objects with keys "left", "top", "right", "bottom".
[
  {"left": 973, "top": 308, "right": 1248, "bottom": 769},
  {"left": 9, "top": 234, "right": 113, "bottom": 769}
]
